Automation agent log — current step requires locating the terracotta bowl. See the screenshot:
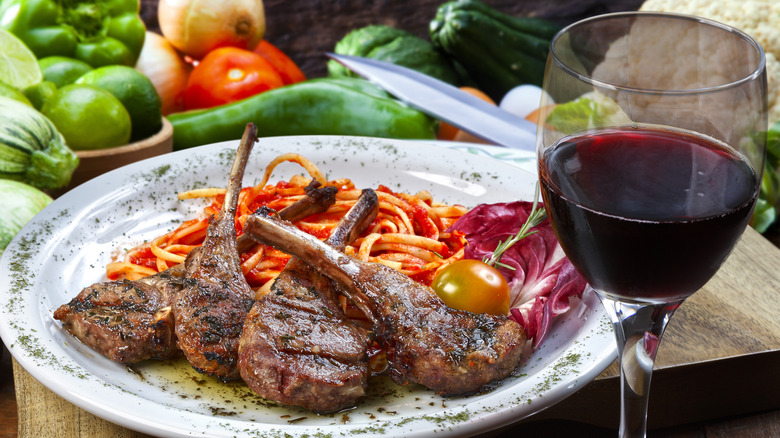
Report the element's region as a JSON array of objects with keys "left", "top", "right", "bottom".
[{"left": 63, "top": 117, "right": 173, "bottom": 192}]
